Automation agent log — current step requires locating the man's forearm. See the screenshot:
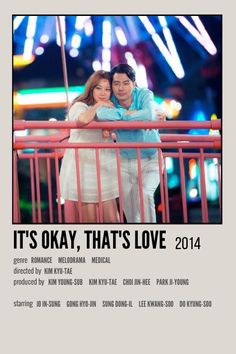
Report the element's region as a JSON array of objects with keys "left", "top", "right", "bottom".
[{"left": 96, "top": 106, "right": 126, "bottom": 121}]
